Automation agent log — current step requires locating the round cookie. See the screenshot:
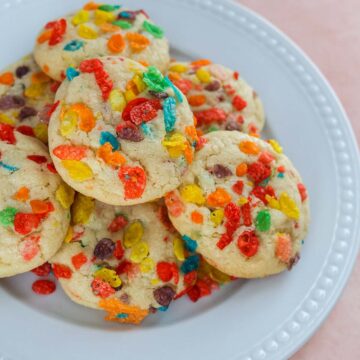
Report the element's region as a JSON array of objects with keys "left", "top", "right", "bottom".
[
  {"left": 0, "top": 55, "right": 57, "bottom": 143},
  {"left": 0, "top": 131, "right": 73, "bottom": 278},
  {"left": 34, "top": 3, "right": 170, "bottom": 81},
  {"left": 168, "top": 60, "right": 265, "bottom": 134},
  {"left": 51, "top": 198, "right": 199, "bottom": 324},
  {"left": 48, "top": 56, "right": 197, "bottom": 205},
  {"left": 165, "top": 131, "right": 310, "bottom": 278}
]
